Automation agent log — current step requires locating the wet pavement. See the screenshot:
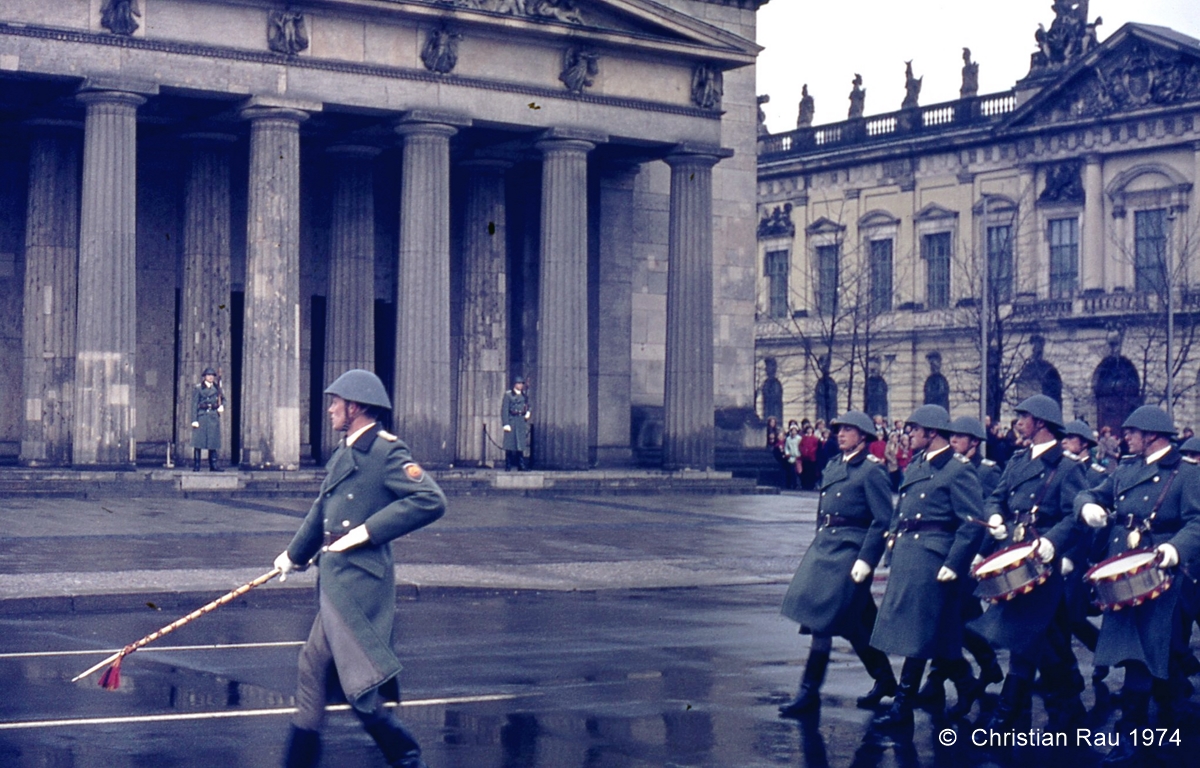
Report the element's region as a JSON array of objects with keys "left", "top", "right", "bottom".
[{"left": 0, "top": 491, "right": 1197, "bottom": 766}]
